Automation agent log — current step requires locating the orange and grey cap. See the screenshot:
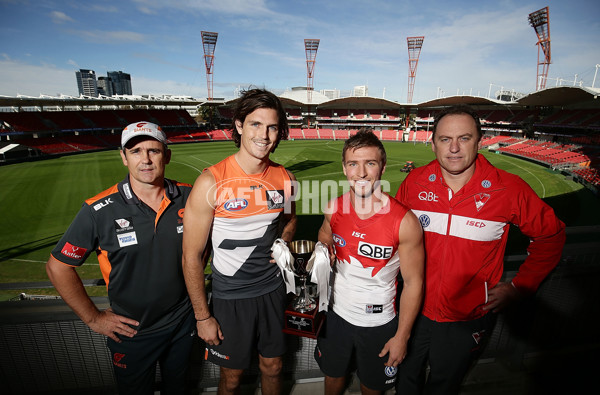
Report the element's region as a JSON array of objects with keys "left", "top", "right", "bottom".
[{"left": 121, "top": 121, "right": 167, "bottom": 147}]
